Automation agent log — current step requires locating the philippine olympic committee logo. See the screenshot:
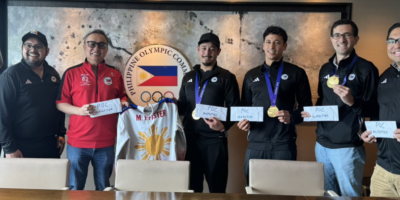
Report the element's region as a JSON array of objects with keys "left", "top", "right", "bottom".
[{"left": 124, "top": 45, "right": 191, "bottom": 106}]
